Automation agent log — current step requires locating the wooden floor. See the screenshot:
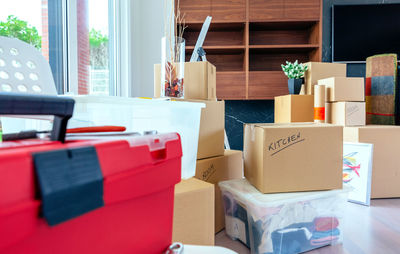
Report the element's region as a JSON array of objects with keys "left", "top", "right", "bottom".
[{"left": 215, "top": 199, "right": 400, "bottom": 254}]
